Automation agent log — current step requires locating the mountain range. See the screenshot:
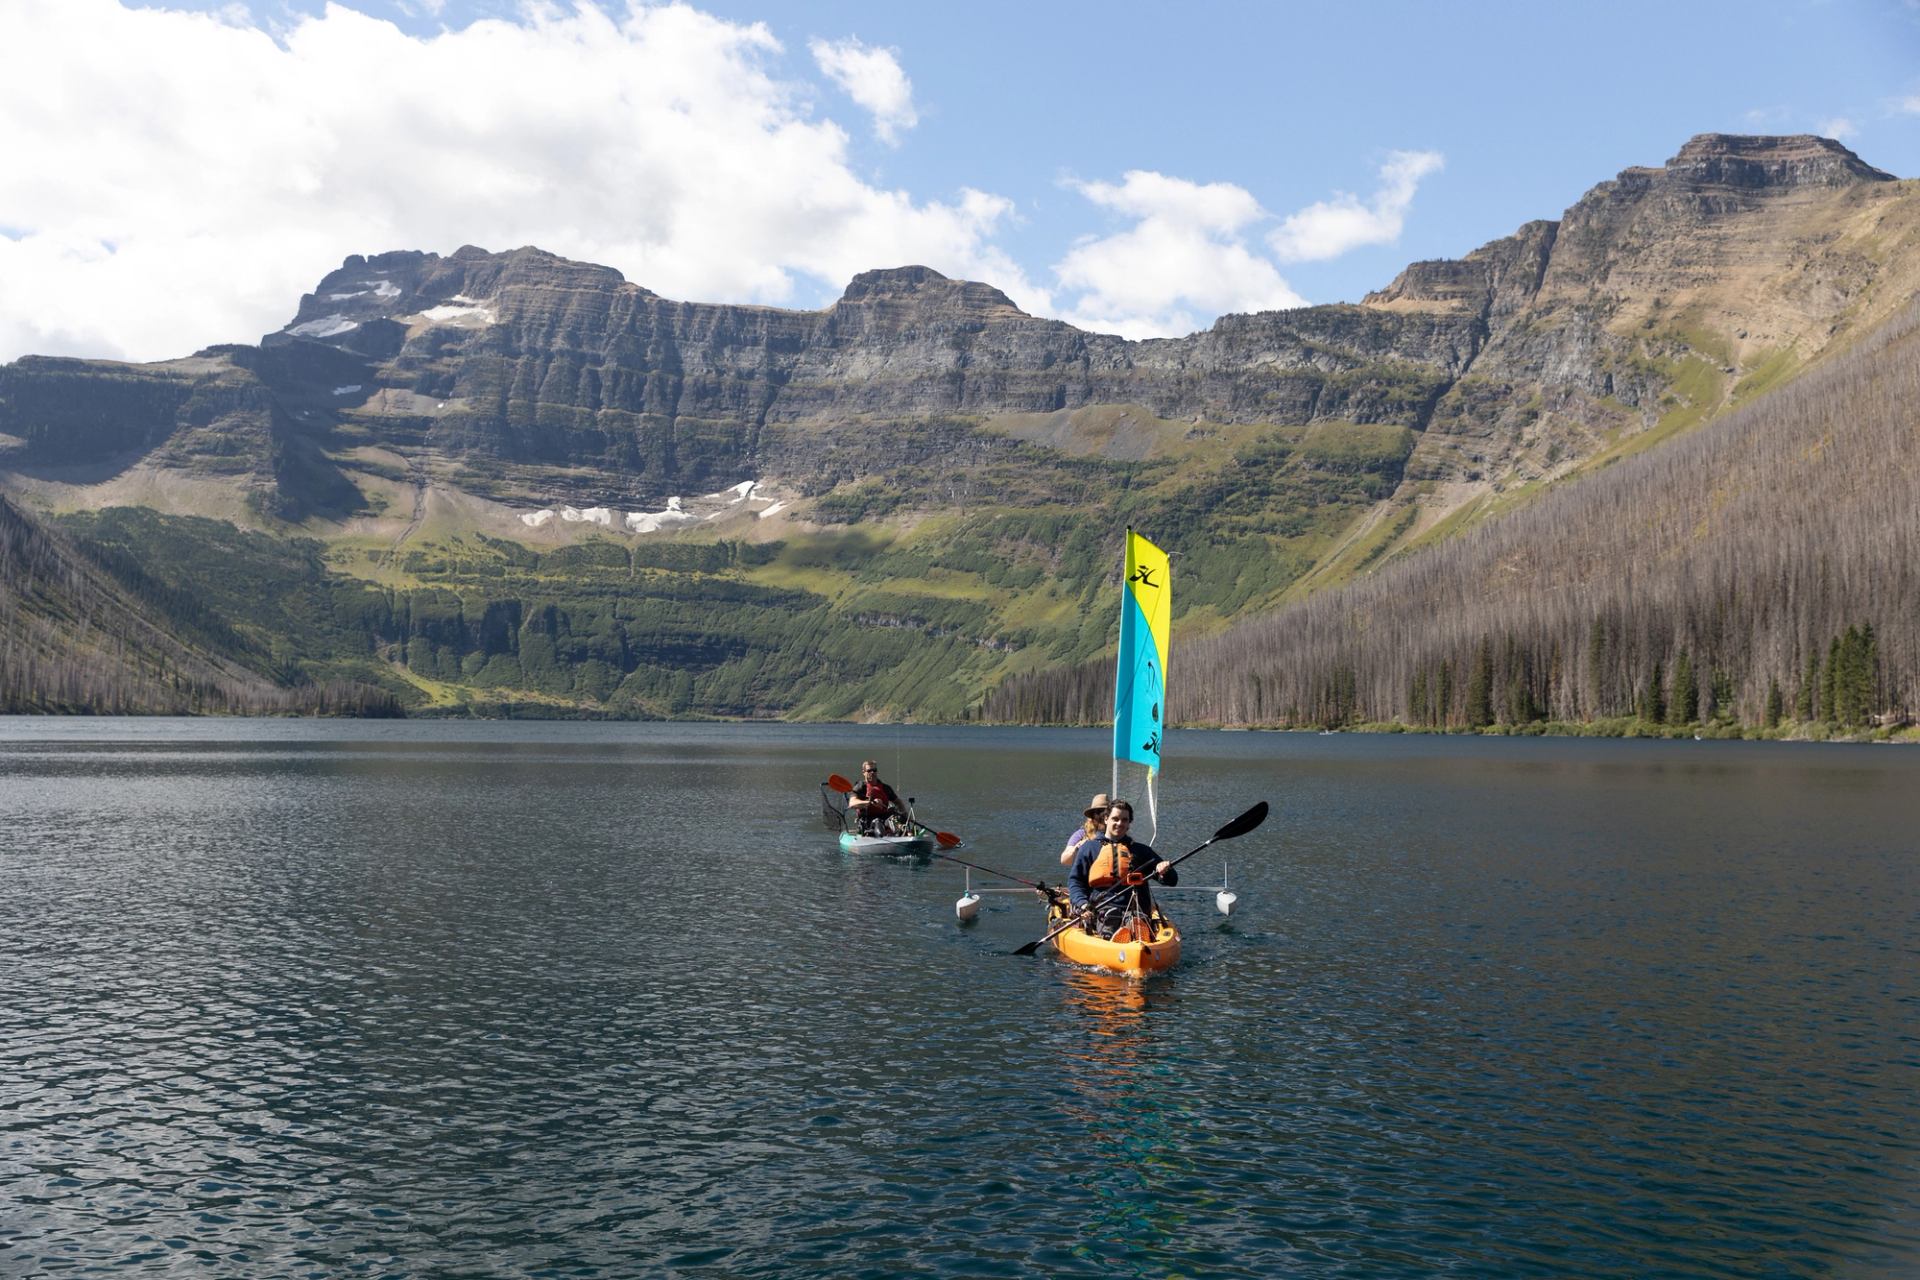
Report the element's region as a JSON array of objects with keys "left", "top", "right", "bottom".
[{"left": 2, "top": 133, "right": 1915, "bottom": 726}]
